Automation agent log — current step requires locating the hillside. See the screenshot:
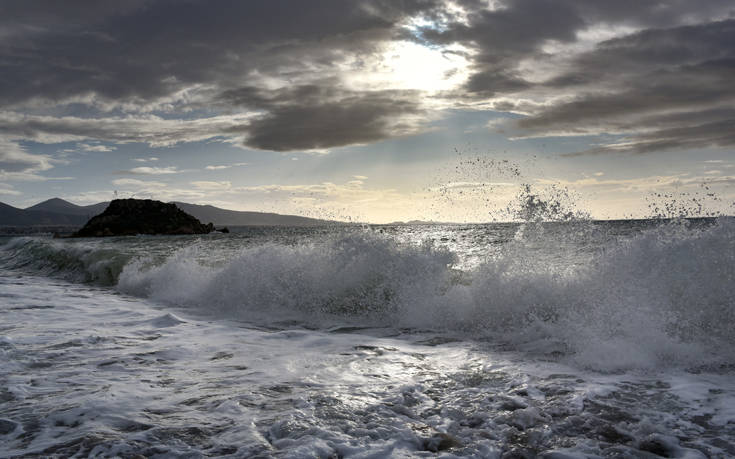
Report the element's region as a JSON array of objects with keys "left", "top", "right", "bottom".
[
  {"left": 174, "top": 202, "right": 328, "bottom": 226},
  {"left": 0, "top": 201, "right": 89, "bottom": 226},
  {"left": 0, "top": 198, "right": 331, "bottom": 227},
  {"left": 27, "top": 198, "right": 108, "bottom": 217}
]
